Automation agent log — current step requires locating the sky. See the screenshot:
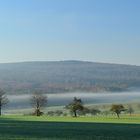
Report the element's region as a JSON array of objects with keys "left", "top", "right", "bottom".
[{"left": 0, "top": 0, "right": 140, "bottom": 65}]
